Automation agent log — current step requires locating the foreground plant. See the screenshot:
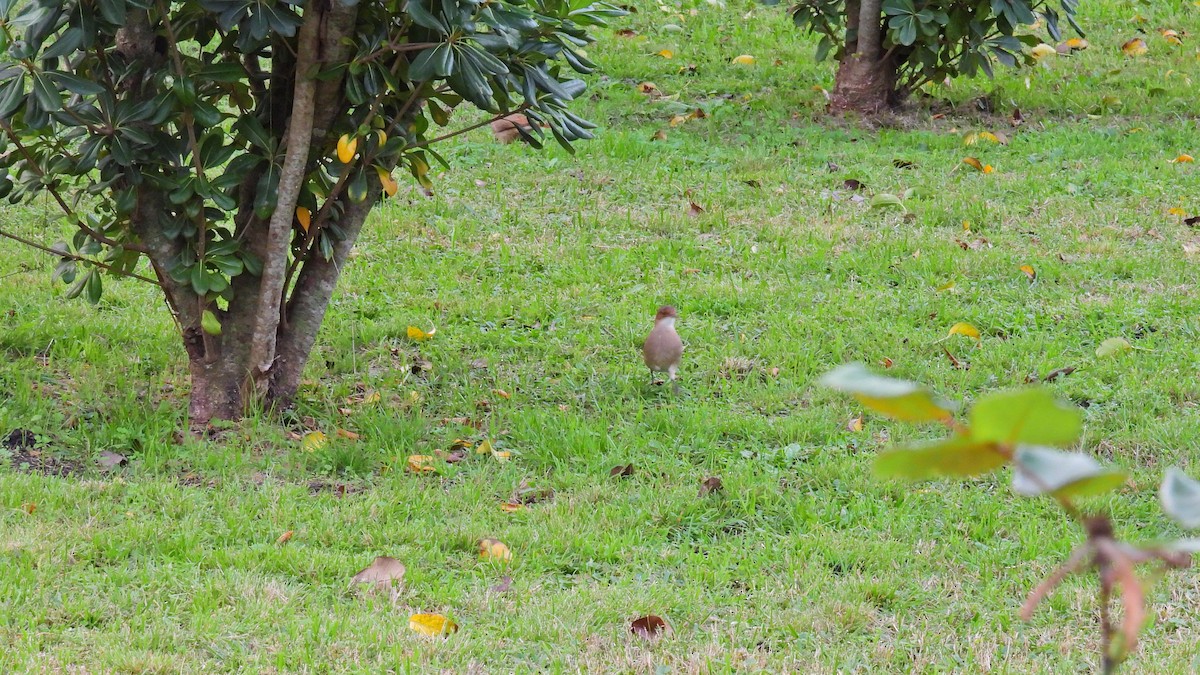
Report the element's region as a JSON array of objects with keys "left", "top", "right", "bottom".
[
  {"left": 821, "top": 363, "right": 1199, "bottom": 672},
  {"left": 0, "top": 0, "right": 620, "bottom": 427}
]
